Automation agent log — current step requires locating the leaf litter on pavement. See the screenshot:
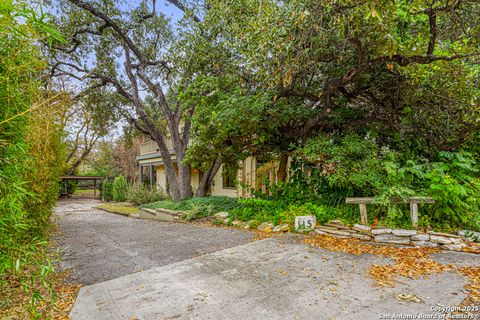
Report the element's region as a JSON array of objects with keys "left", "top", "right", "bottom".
[{"left": 304, "top": 234, "right": 480, "bottom": 309}]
